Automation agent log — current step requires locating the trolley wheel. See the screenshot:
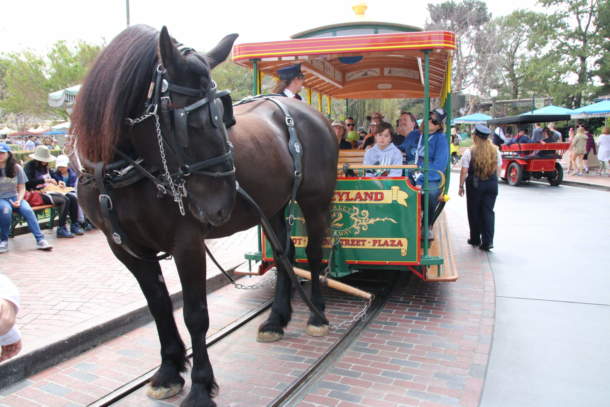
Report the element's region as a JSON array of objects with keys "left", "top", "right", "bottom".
[
  {"left": 507, "top": 162, "right": 523, "bottom": 186},
  {"left": 548, "top": 162, "right": 563, "bottom": 186}
]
